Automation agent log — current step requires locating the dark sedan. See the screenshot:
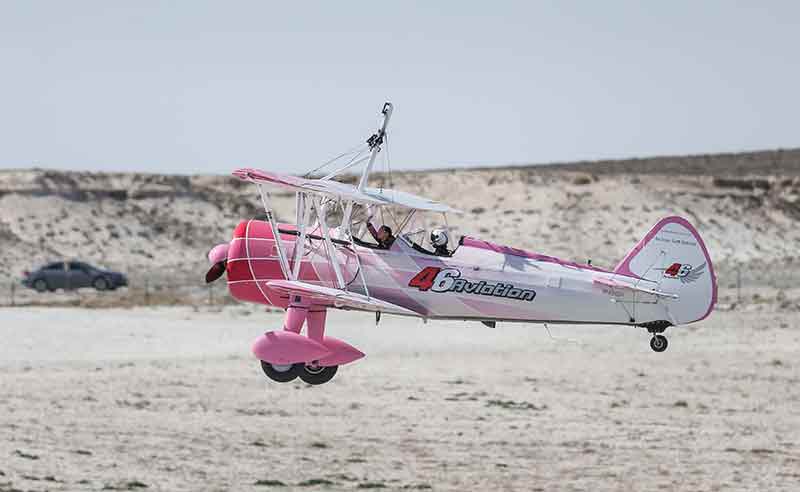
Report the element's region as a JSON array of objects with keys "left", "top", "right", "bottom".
[{"left": 23, "top": 261, "right": 128, "bottom": 292}]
